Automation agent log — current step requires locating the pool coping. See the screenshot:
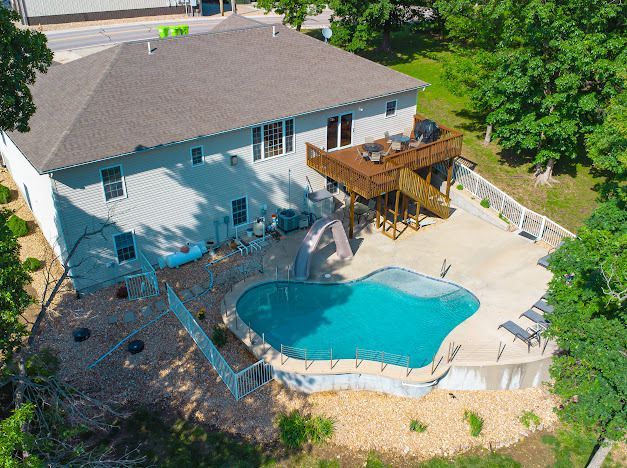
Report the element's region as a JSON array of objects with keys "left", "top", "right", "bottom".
[{"left": 221, "top": 267, "right": 483, "bottom": 384}]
